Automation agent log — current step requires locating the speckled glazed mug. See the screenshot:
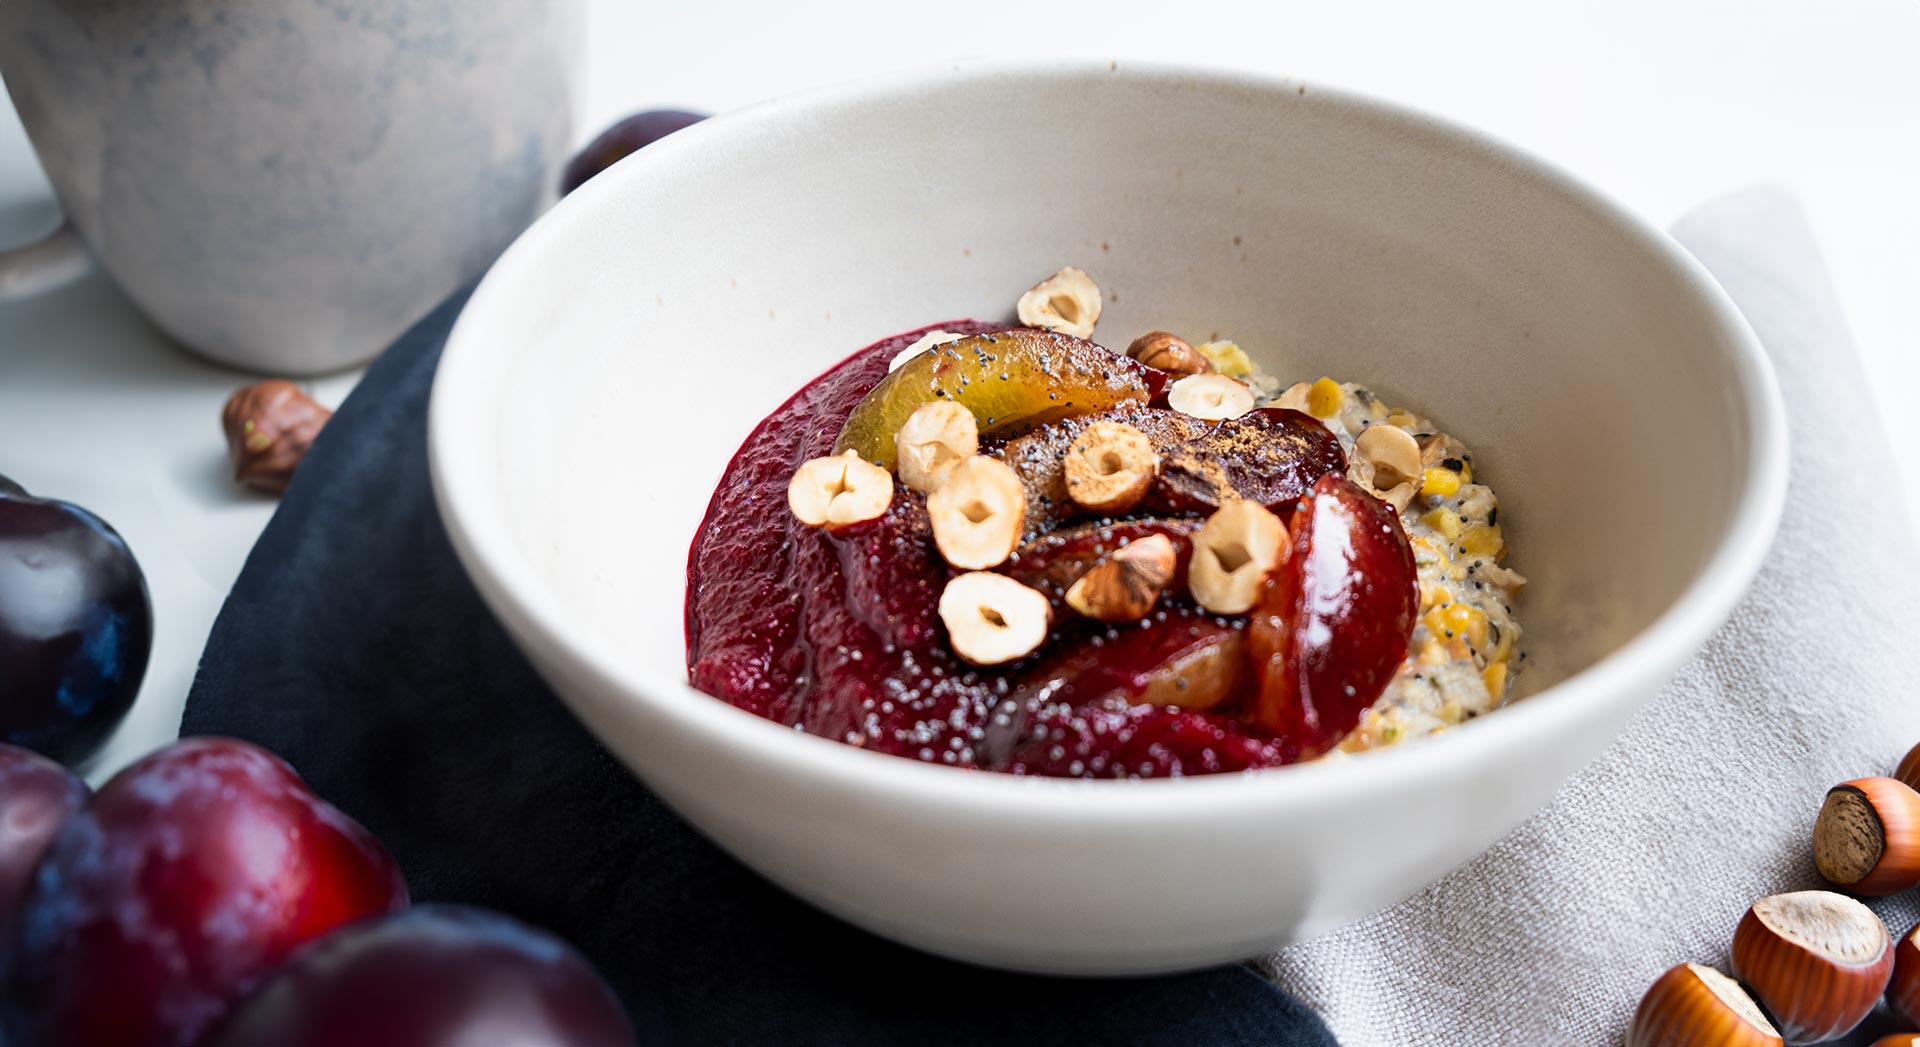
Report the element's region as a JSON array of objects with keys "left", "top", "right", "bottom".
[{"left": 0, "top": 0, "right": 582, "bottom": 374}]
